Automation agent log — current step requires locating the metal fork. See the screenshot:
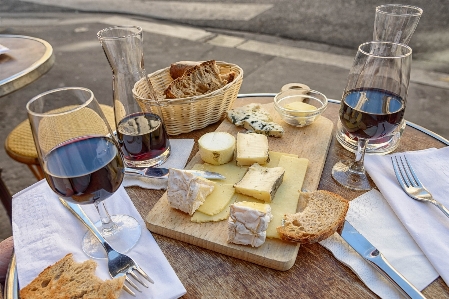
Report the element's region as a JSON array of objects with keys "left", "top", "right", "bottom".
[
  {"left": 59, "top": 198, "right": 154, "bottom": 296},
  {"left": 391, "top": 155, "right": 449, "bottom": 218}
]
